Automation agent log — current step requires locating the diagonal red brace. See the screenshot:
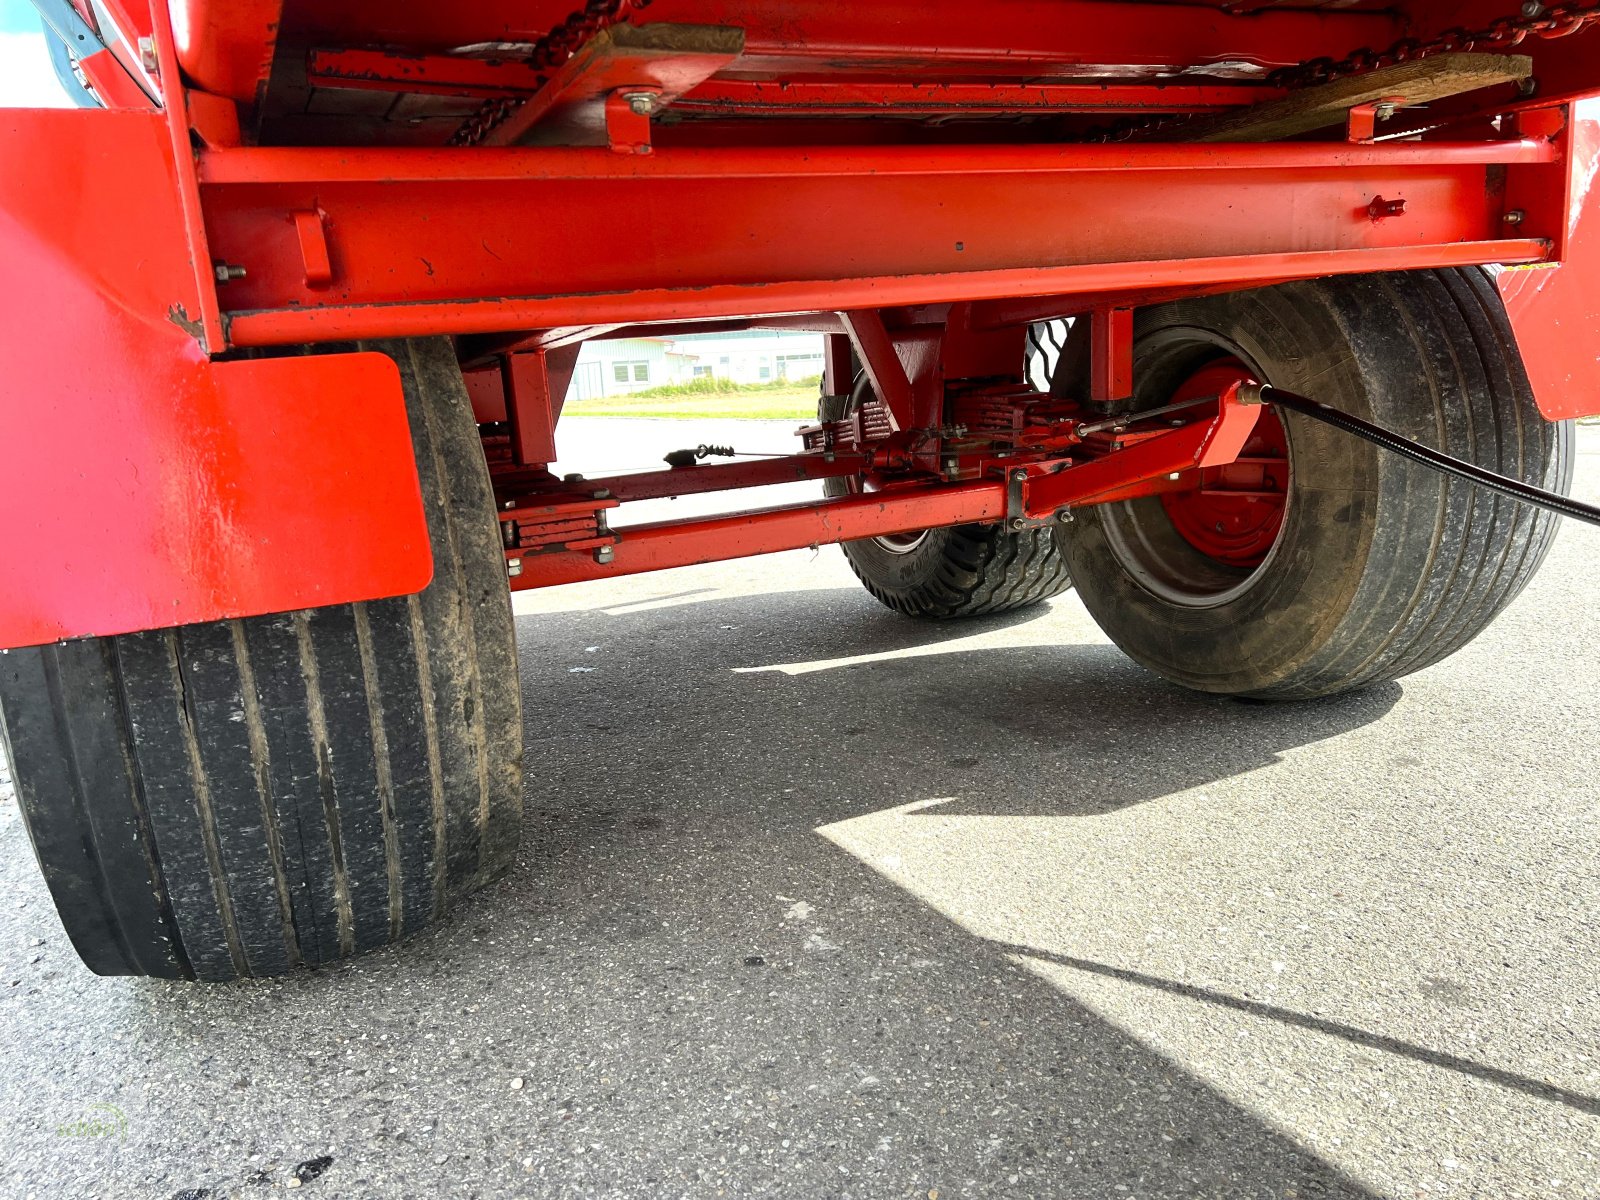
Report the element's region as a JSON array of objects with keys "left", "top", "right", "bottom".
[{"left": 1024, "top": 383, "right": 1263, "bottom": 515}]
